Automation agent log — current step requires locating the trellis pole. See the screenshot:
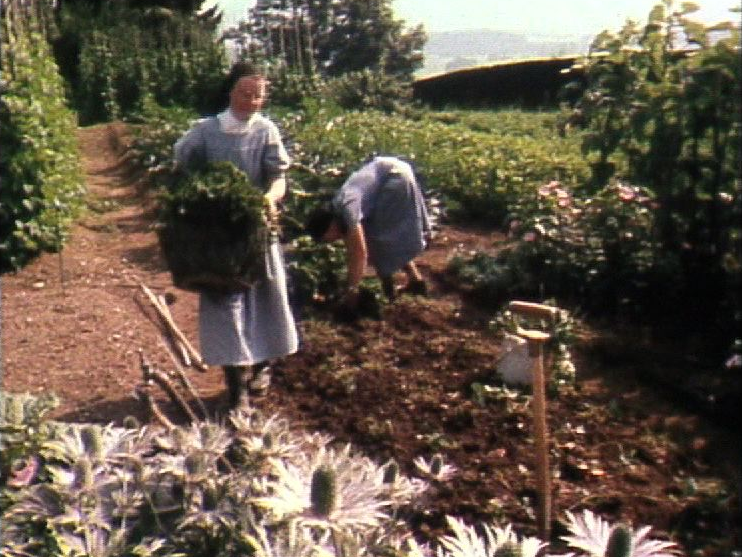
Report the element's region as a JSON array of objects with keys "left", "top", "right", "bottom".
[{"left": 508, "top": 300, "right": 558, "bottom": 542}]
